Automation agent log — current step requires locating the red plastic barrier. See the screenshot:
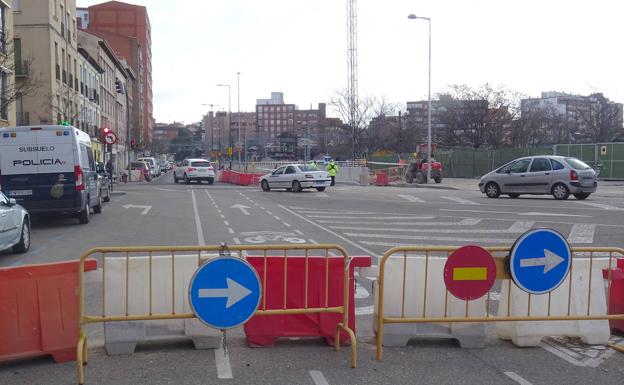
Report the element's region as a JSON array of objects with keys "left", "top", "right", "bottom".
[
  {"left": 244, "top": 255, "right": 371, "bottom": 347},
  {"left": 603, "top": 258, "right": 624, "bottom": 333},
  {"left": 375, "top": 172, "right": 389, "bottom": 186},
  {"left": 0, "top": 259, "right": 97, "bottom": 363}
]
